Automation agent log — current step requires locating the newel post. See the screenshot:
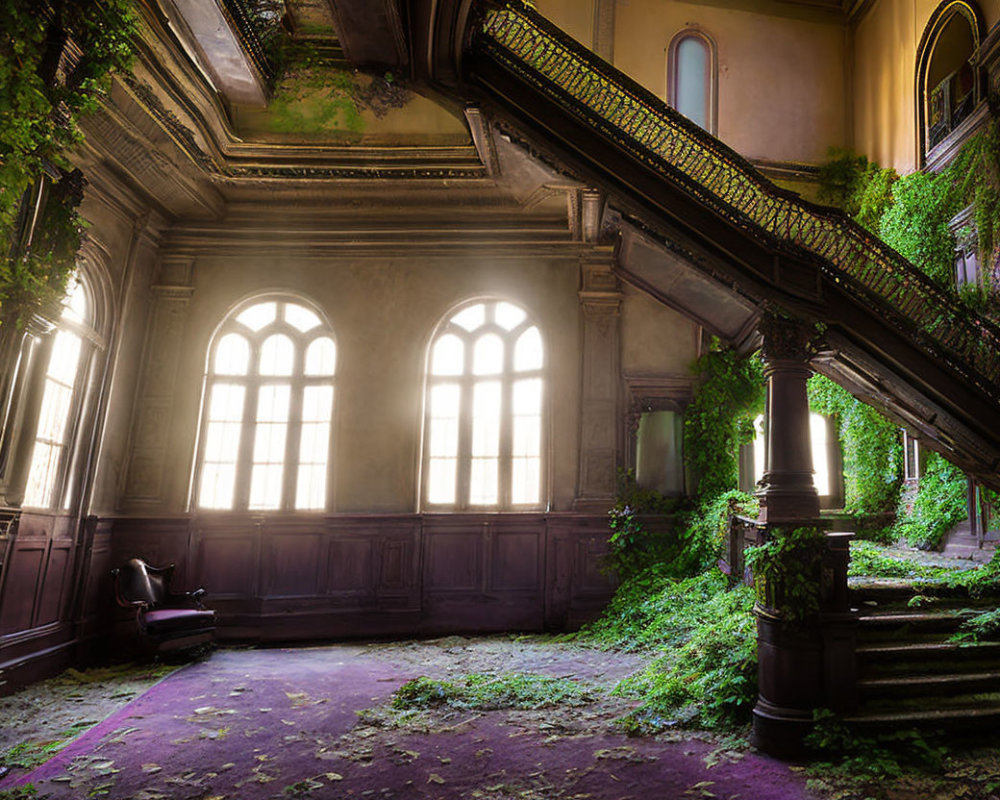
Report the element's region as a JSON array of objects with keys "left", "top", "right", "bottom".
[{"left": 750, "top": 314, "right": 856, "bottom": 755}]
